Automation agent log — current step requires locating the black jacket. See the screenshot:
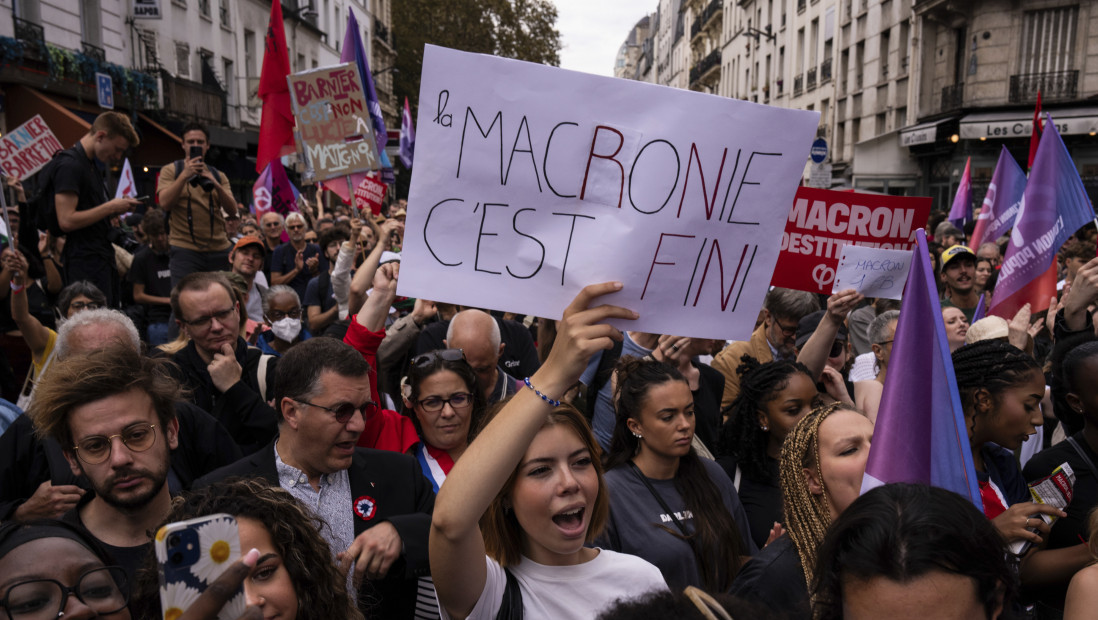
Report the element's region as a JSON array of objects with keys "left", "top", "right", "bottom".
[
  {"left": 169, "top": 337, "right": 279, "bottom": 454},
  {"left": 195, "top": 439, "right": 436, "bottom": 620}
]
